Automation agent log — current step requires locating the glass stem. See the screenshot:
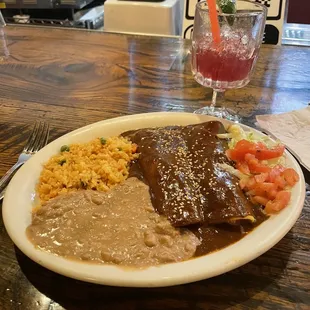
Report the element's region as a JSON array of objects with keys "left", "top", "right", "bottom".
[
  {"left": 210, "top": 90, "right": 218, "bottom": 112},
  {"left": 0, "top": 10, "right": 5, "bottom": 27}
]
